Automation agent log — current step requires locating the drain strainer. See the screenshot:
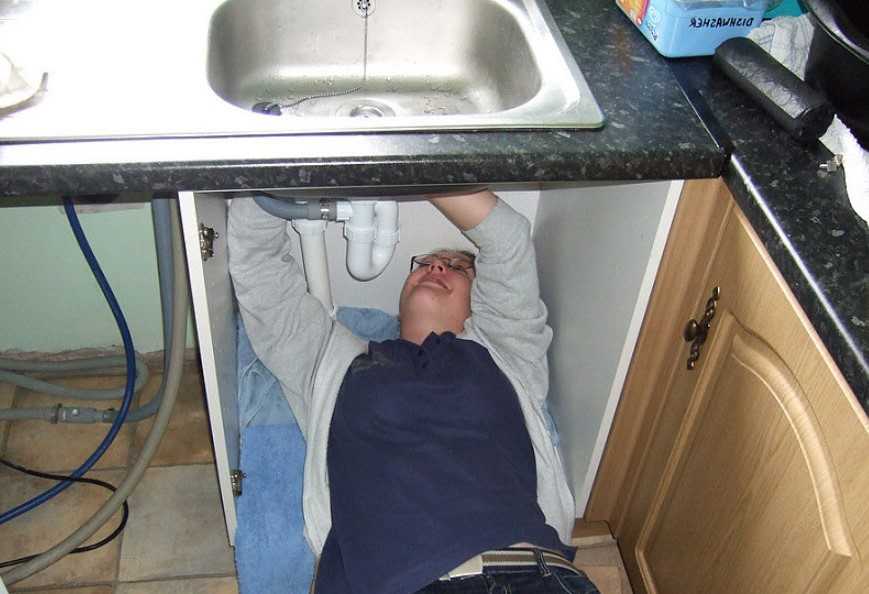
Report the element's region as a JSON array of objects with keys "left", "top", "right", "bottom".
[
  {"left": 353, "top": 0, "right": 375, "bottom": 17},
  {"left": 342, "top": 100, "right": 395, "bottom": 118},
  {"left": 350, "top": 104, "right": 387, "bottom": 118}
]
